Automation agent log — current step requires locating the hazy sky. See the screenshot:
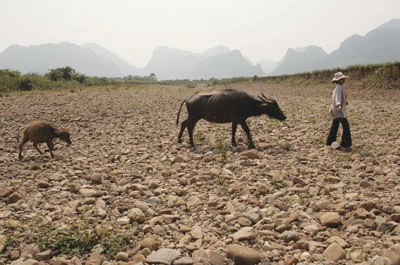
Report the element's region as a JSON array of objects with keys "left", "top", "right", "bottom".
[{"left": 1, "top": 0, "right": 399, "bottom": 67}]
